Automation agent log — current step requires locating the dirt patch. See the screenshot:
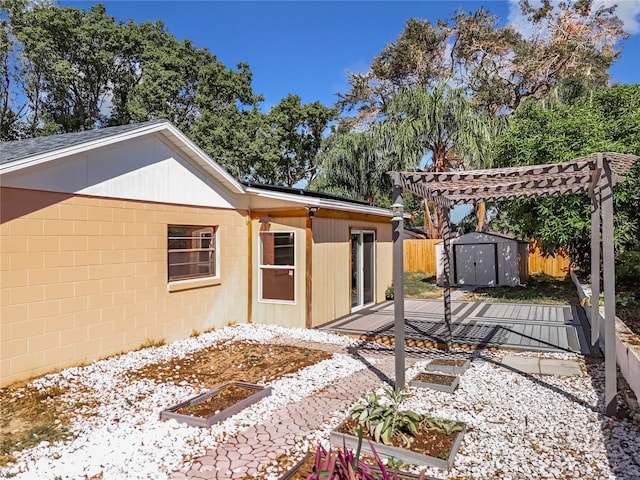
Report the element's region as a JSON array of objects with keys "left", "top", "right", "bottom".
[
  {"left": 1, "top": 341, "right": 331, "bottom": 467},
  {"left": 0, "top": 385, "right": 74, "bottom": 466},
  {"left": 125, "top": 341, "right": 331, "bottom": 386},
  {"left": 174, "top": 384, "right": 257, "bottom": 417},
  {"left": 414, "top": 372, "right": 457, "bottom": 386},
  {"left": 430, "top": 359, "right": 466, "bottom": 367}
]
